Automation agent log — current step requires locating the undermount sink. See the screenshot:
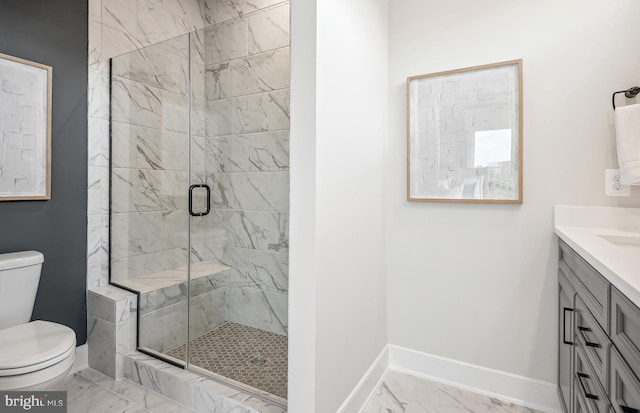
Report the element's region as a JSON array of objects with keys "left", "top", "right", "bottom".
[{"left": 598, "top": 233, "right": 640, "bottom": 247}]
